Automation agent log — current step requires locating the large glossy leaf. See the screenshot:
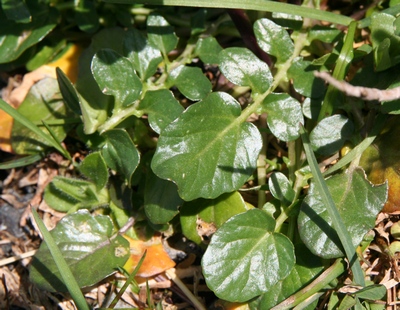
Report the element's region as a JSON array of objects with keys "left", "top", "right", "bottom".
[
  {"left": 11, "top": 77, "right": 74, "bottom": 154},
  {"left": 170, "top": 65, "right": 212, "bottom": 101},
  {"left": 298, "top": 167, "right": 387, "bottom": 259},
  {"left": 101, "top": 129, "right": 140, "bottom": 187},
  {"left": 44, "top": 176, "right": 110, "bottom": 212},
  {"left": 0, "top": 4, "right": 58, "bottom": 63},
  {"left": 151, "top": 92, "right": 262, "bottom": 201},
  {"left": 138, "top": 89, "right": 184, "bottom": 134},
  {"left": 219, "top": 47, "right": 272, "bottom": 94},
  {"left": 180, "top": 191, "right": 250, "bottom": 245},
  {"left": 310, "top": 114, "right": 354, "bottom": 156},
  {"left": 91, "top": 48, "right": 142, "bottom": 109},
  {"left": 29, "top": 210, "right": 130, "bottom": 292},
  {"left": 123, "top": 28, "right": 163, "bottom": 80},
  {"left": 260, "top": 93, "right": 304, "bottom": 141},
  {"left": 147, "top": 14, "right": 178, "bottom": 56},
  {"left": 254, "top": 18, "right": 294, "bottom": 64},
  {"left": 202, "top": 209, "right": 295, "bottom": 302},
  {"left": 144, "top": 169, "right": 182, "bottom": 224}
]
